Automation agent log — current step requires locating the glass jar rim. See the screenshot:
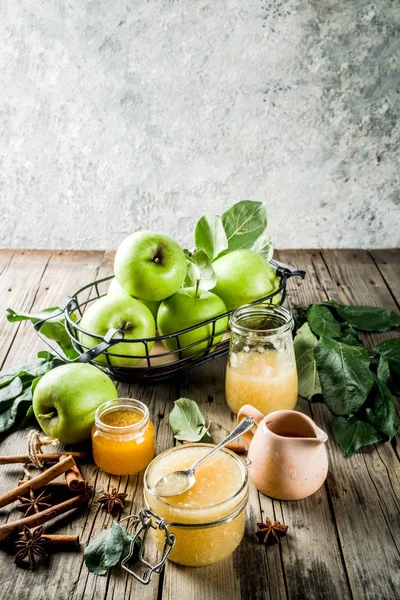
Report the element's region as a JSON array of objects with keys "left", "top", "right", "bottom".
[
  {"left": 144, "top": 443, "right": 248, "bottom": 512},
  {"left": 230, "top": 304, "right": 294, "bottom": 337},
  {"left": 94, "top": 398, "right": 149, "bottom": 433}
]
